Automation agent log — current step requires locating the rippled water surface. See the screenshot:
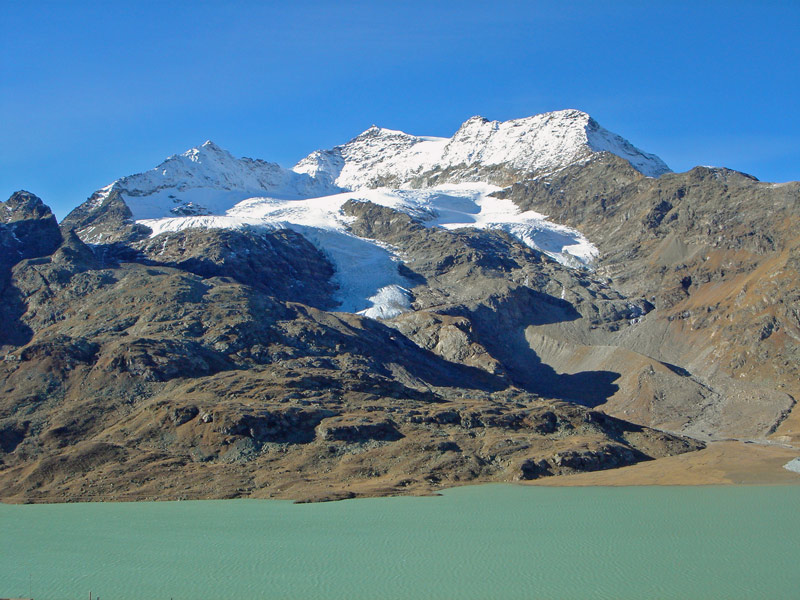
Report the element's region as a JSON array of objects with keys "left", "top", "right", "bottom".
[{"left": 3, "top": 485, "right": 799, "bottom": 599}]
